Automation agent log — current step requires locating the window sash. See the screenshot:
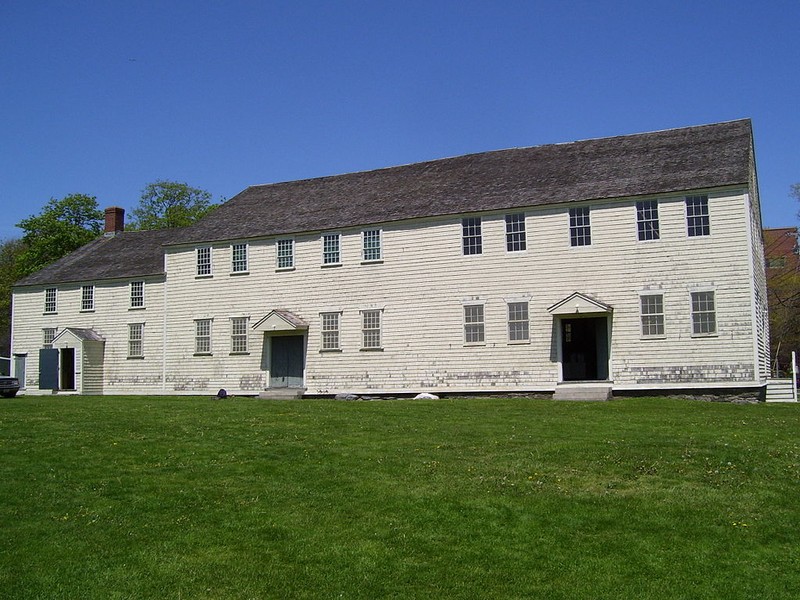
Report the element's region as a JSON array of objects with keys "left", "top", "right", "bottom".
[
  {"left": 362, "top": 310, "right": 381, "bottom": 348},
  {"left": 195, "top": 319, "right": 212, "bottom": 353},
  {"left": 130, "top": 281, "right": 144, "bottom": 308},
  {"left": 231, "top": 244, "right": 248, "bottom": 272},
  {"left": 197, "top": 247, "right": 212, "bottom": 276},
  {"left": 507, "top": 302, "right": 529, "bottom": 341},
  {"left": 505, "top": 213, "right": 527, "bottom": 252},
  {"left": 43, "top": 328, "right": 57, "bottom": 349},
  {"left": 322, "top": 234, "right": 341, "bottom": 264},
  {"left": 640, "top": 294, "right": 665, "bottom": 336},
  {"left": 464, "top": 304, "right": 485, "bottom": 343},
  {"left": 686, "top": 196, "right": 710, "bottom": 237},
  {"left": 128, "top": 324, "right": 143, "bottom": 358},
  {"left": 636, "top": 200, "right": 660, "bottom": 241},
  {"left": 569, "top": 208, "right": 591, "bottom": 246},
  {"left": 691, "top": 291, "right": 716, "bottom": 334},
  {"left": 462, "top": 218, "right": 483, "bottom": 255},
  {"left": 277, "top": 239, "right": 294, "bottom": 269},
  {"left": 81, "top": 285, "right": 94, "bottom": 311},
  {"left": 44, "top": 288, "right": 57, "bottom": 313},
  {"left": 321, "top": 313, "right": 340, "bottom": 350},
  {"left": 231, "top": 317, "right": 248, "bottom": 353},
  {"left": 362, "top": 229, "right": 382, "bottom": 261}
]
